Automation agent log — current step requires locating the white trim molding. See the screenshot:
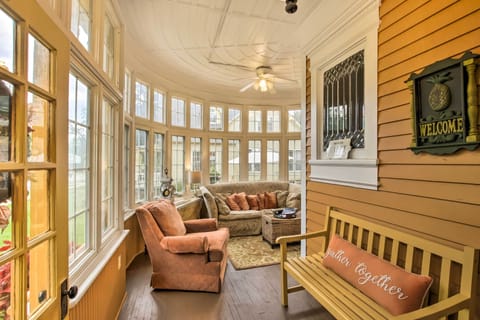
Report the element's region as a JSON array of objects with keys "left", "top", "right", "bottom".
[
  {"left": 305, "top": 0, "right": 380, "bottom": 190},
  {"left": 309, "top": 159, "right": 379, "bottom": 190}
]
